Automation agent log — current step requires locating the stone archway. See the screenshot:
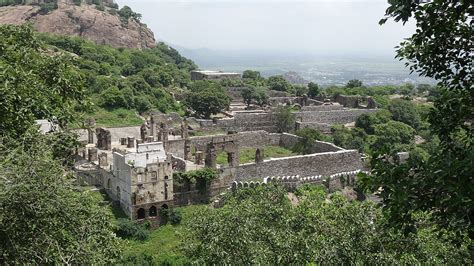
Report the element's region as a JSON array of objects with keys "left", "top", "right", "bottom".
[
  {"left": 137, "top": 208, "right": 146, "bottom": 219},
  {"left": 149, "top": 206, "right": 157, "bottom": 217}
]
